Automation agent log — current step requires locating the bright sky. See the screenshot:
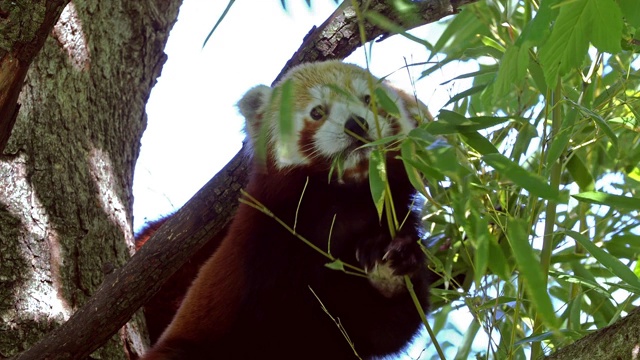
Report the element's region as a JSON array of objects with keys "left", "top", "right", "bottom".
[{"left": 132, "top": 1, "right": 479, "bottom": 357}]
